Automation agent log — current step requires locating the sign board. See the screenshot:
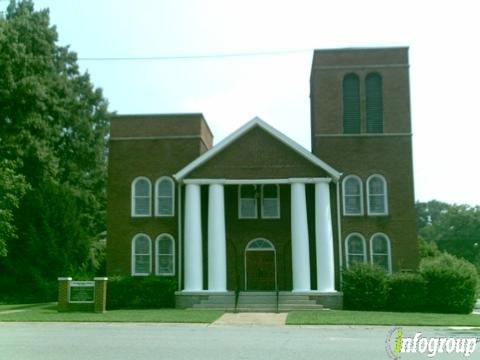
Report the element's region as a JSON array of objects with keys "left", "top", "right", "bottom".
[{"left": 69, "top": 281, "right": 95, "bottom": 303}]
